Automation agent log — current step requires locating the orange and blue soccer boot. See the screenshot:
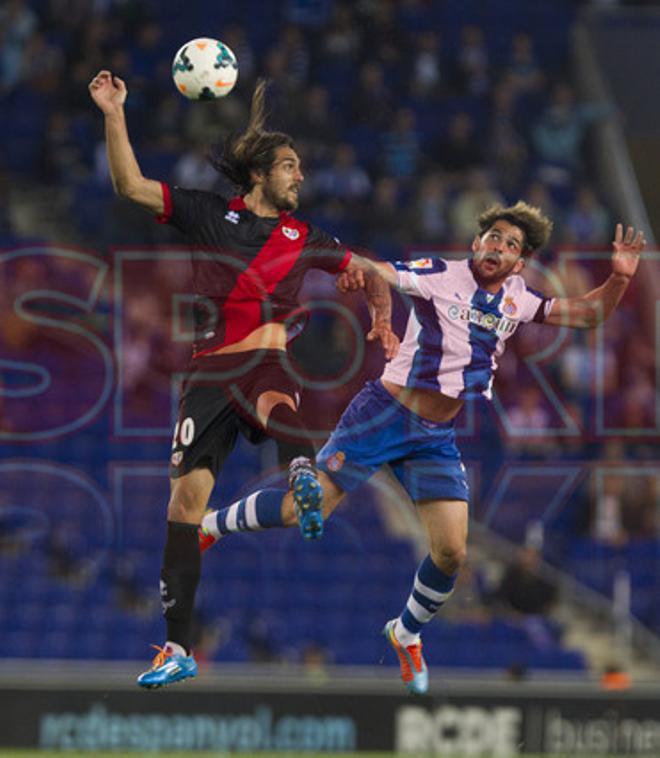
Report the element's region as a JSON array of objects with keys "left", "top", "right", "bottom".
[
  {"left": 289, "top": 457, "right": 323, "bottom": 540},
  {"left": 383, "top": 619, "right": 429, "bottom": 695},
  {"left": 137, "top": 644, "right": 198, "bottom": 689}
]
